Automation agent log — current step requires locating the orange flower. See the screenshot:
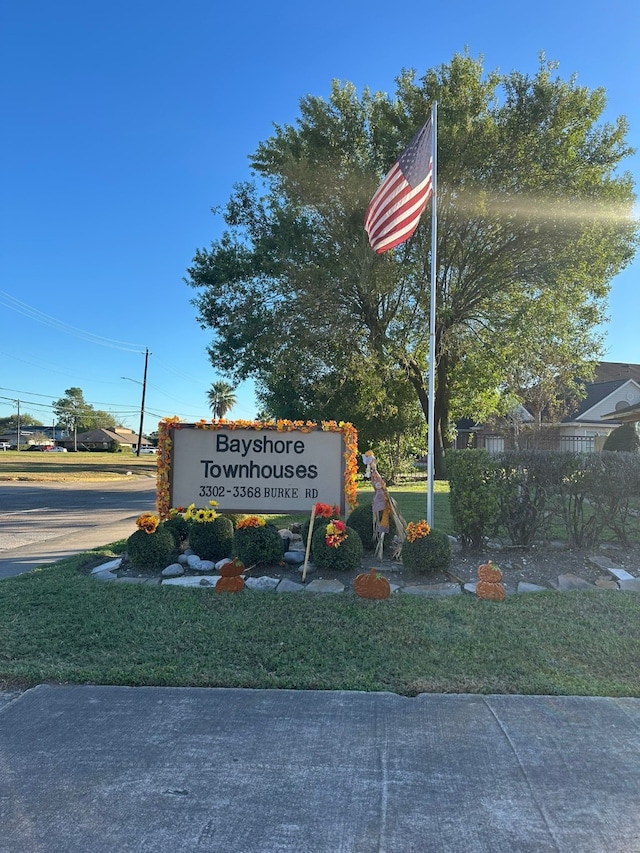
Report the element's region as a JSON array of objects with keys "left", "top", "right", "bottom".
[
  {"left": 236, "top": 515, "right": 266, "bottom": 529},
  {"left": 406, "top": 520, "right": 431, "bottom": 543},
  {"left": 136, "top": 512, "right": 159, "bottom": 534}
]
